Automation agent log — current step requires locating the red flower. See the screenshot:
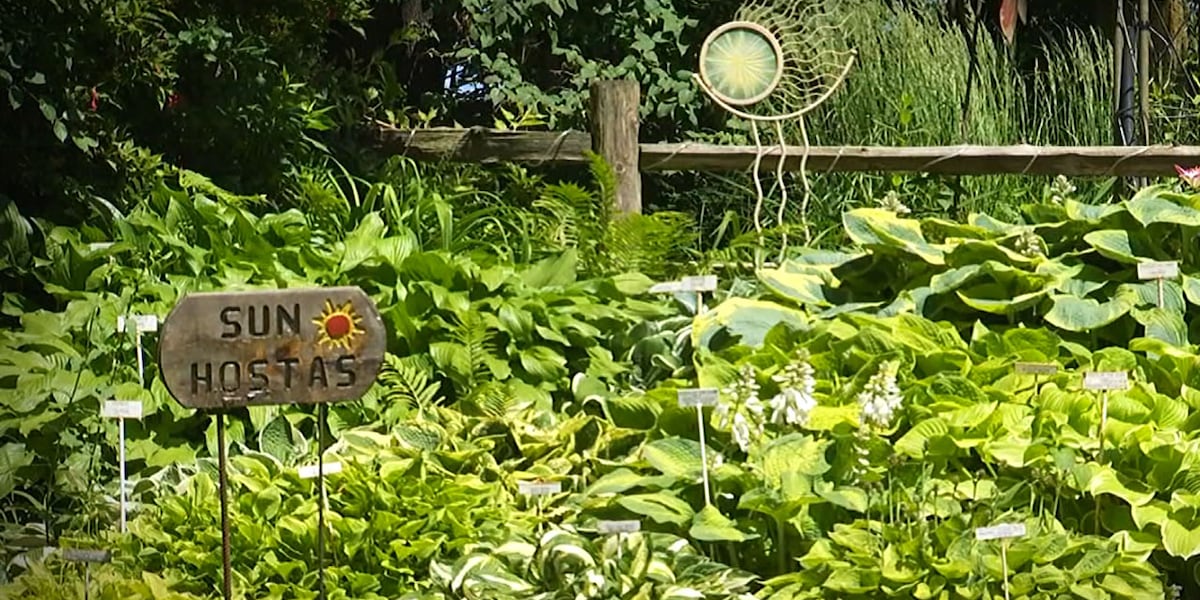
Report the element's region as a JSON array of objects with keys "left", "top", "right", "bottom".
[
  {"left": 166, "top": 92, "right": 183, "bottom": 109},
  {"left": 88, "top": 87, "right": 99, "bottom": 112},
  {"left": 1175, "top": 165, "right": 1200, "bottom": 189}
]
